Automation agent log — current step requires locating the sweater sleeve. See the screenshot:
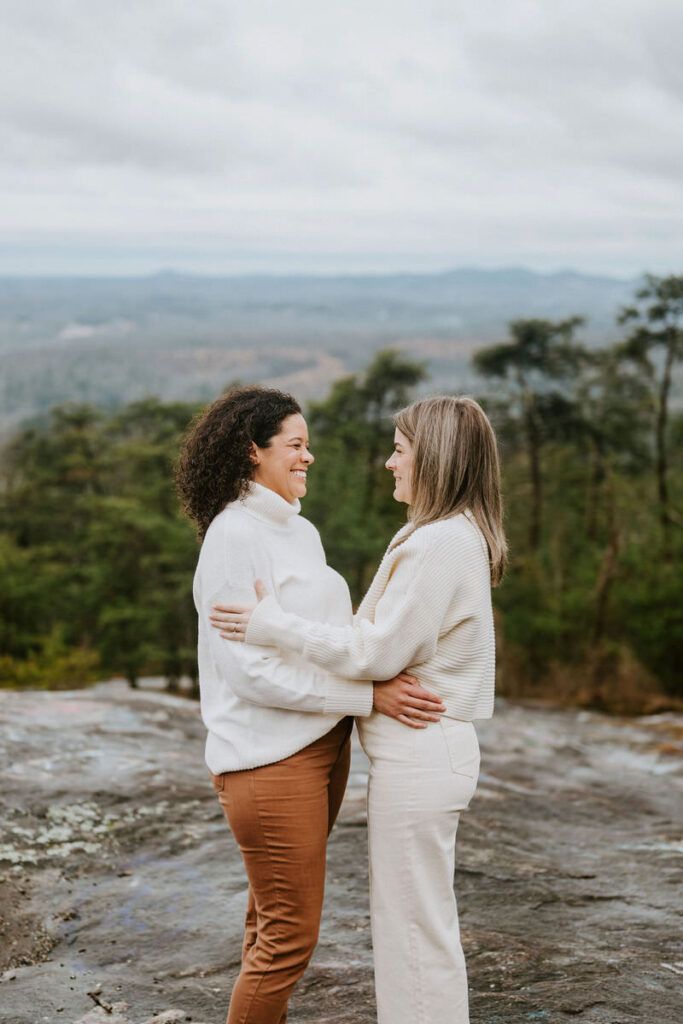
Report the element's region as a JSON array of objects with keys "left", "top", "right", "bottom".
[
  {"left": 246, "top": 527, "right": 474, "bottom": 681},
  {"left": 197, "top": 518, "right": 373, "bottom": 717}
]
